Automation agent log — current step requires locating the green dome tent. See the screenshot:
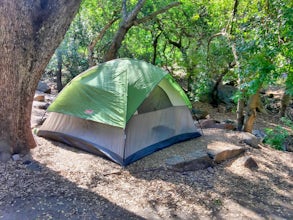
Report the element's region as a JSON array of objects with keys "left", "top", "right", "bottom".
[{"left": 37, "top": 58, "right": 201, "bottom": 165}]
